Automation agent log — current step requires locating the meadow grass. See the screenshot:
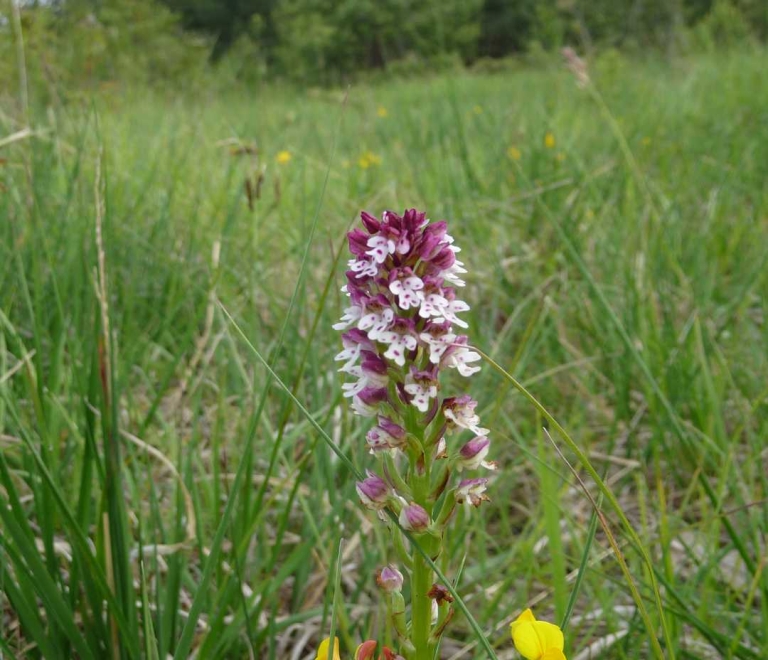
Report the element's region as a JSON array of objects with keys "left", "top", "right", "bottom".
[{"left": 1, "top": 49, "right": 767, "bottom": 659}]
